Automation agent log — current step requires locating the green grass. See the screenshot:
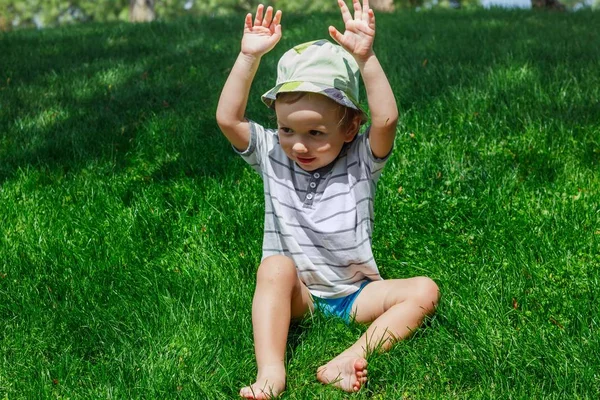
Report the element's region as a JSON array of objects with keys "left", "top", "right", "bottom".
[{"left": 1, "top": 8, "right": 599, "bottom": 399}]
